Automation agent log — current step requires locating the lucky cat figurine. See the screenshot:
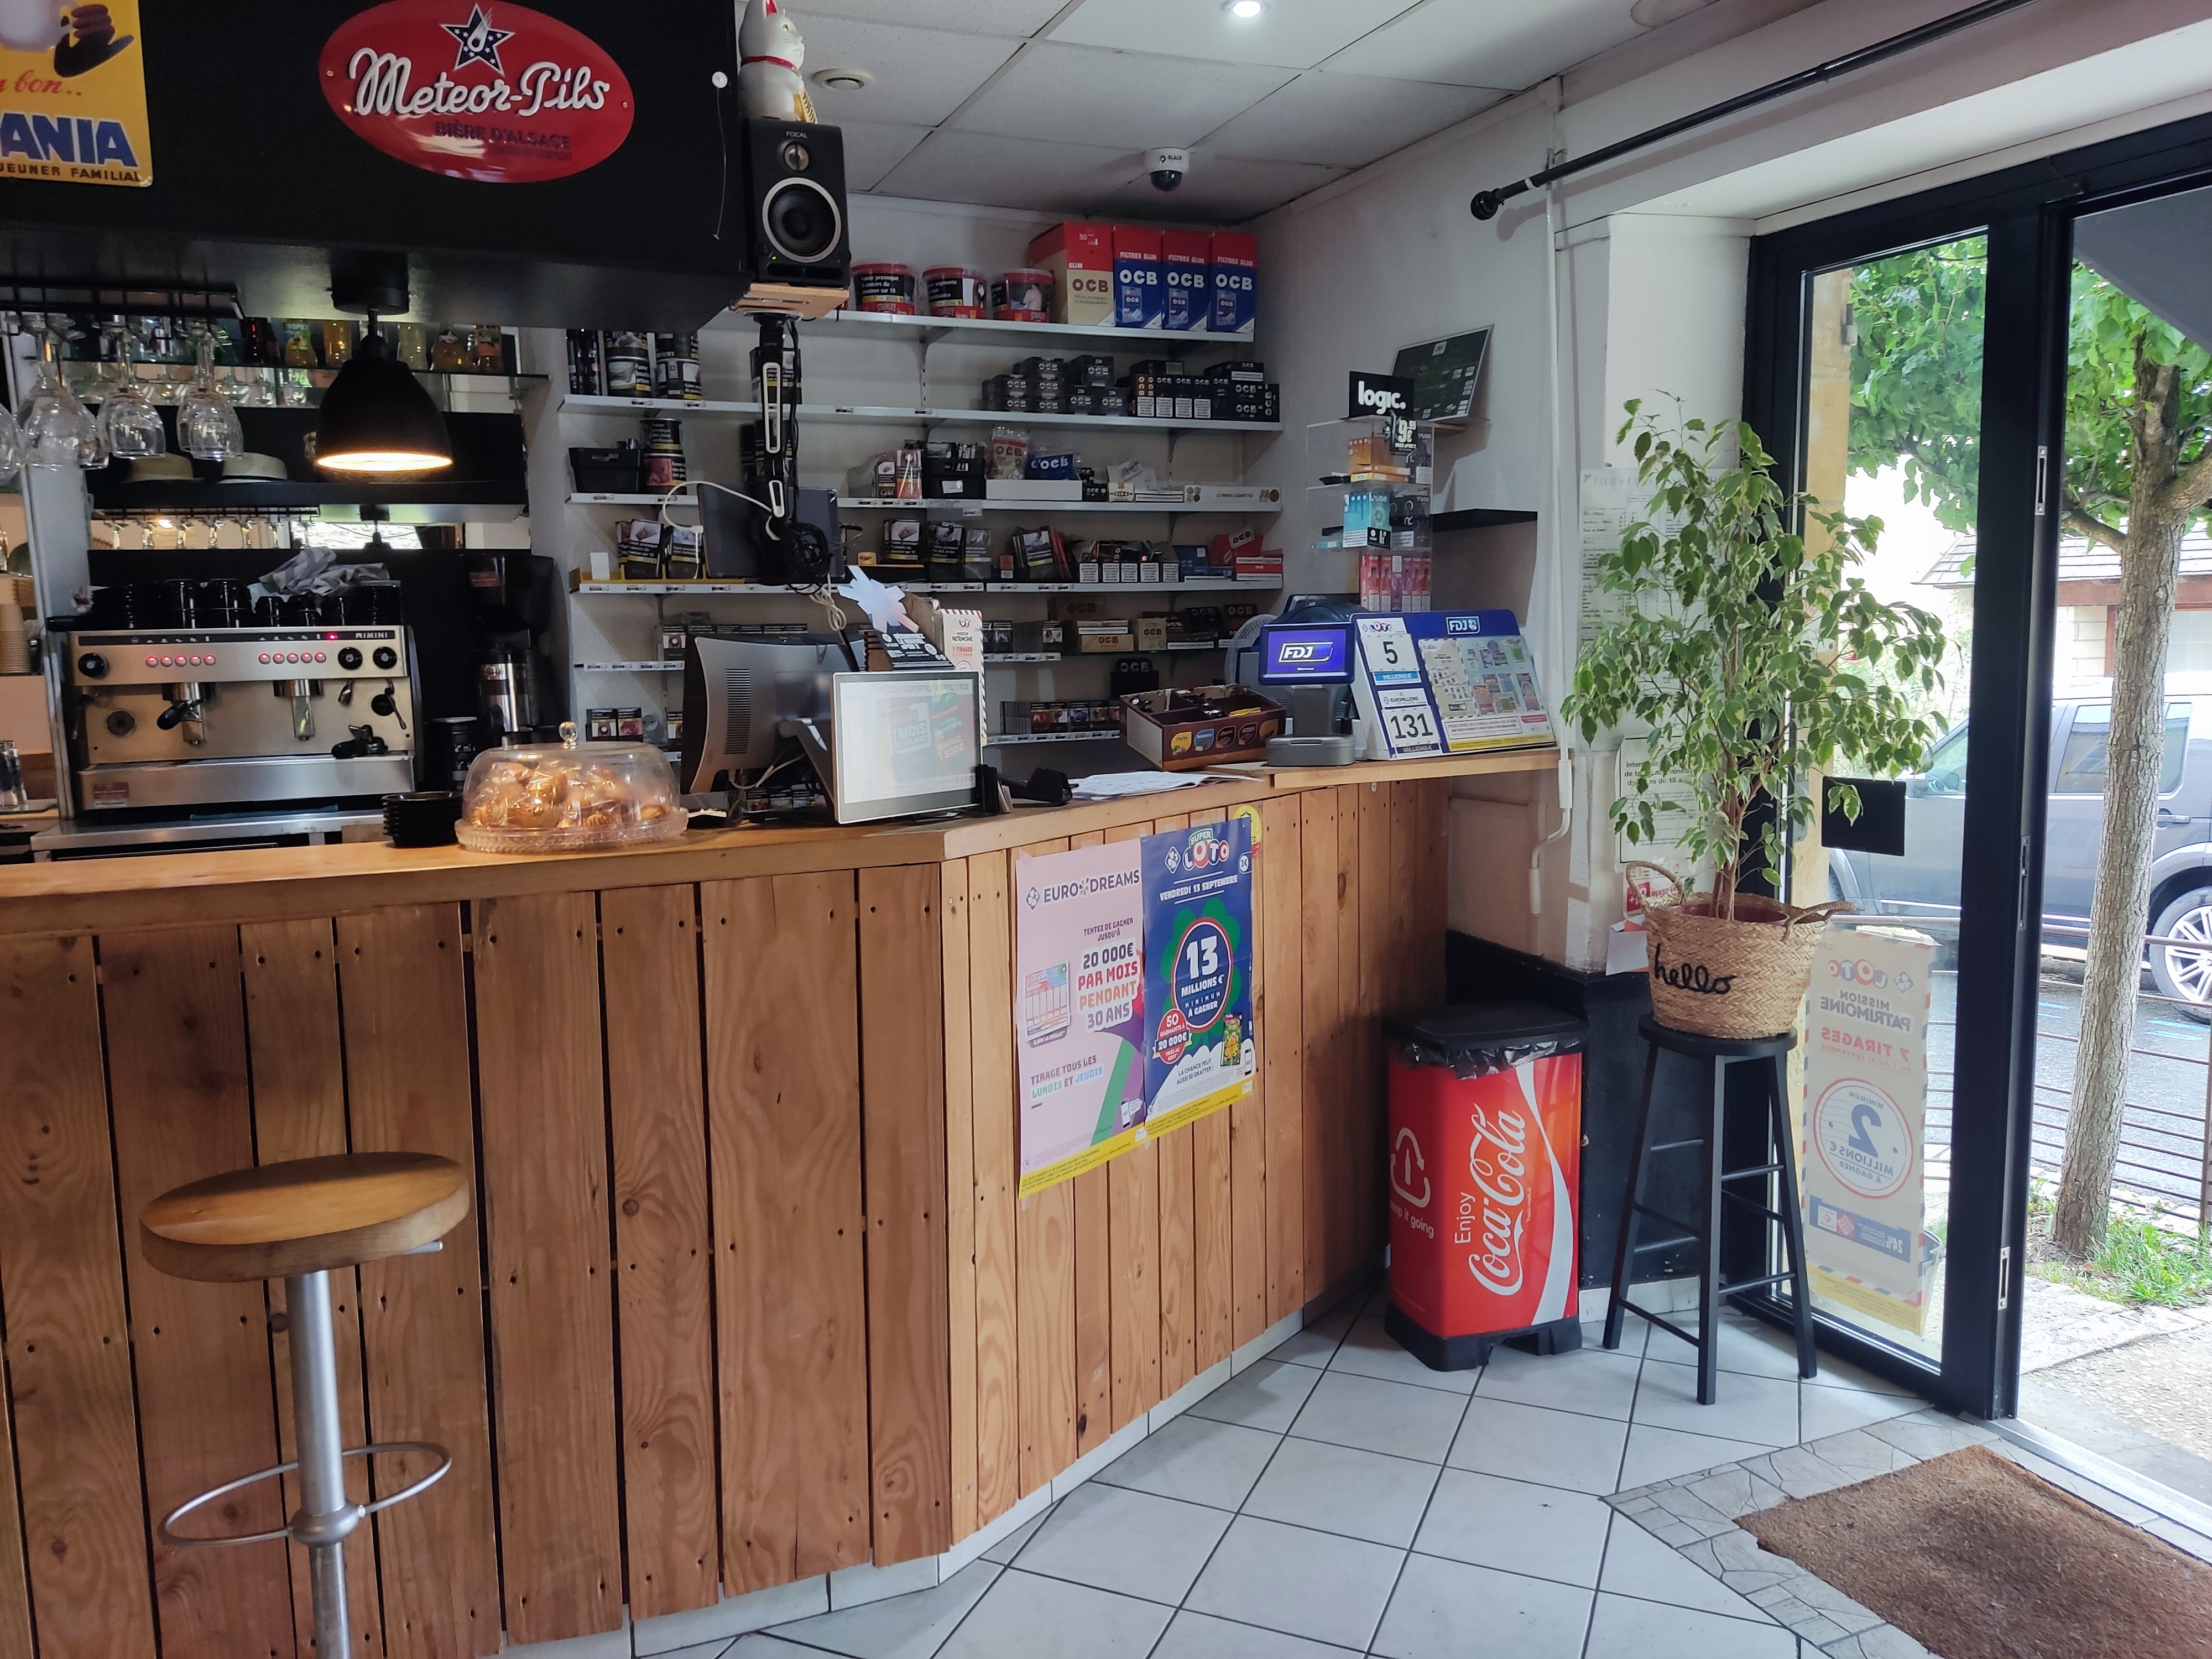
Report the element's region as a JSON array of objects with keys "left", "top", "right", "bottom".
[{"left": 738, "top": 0, "right": 818, "bottom": 123}]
